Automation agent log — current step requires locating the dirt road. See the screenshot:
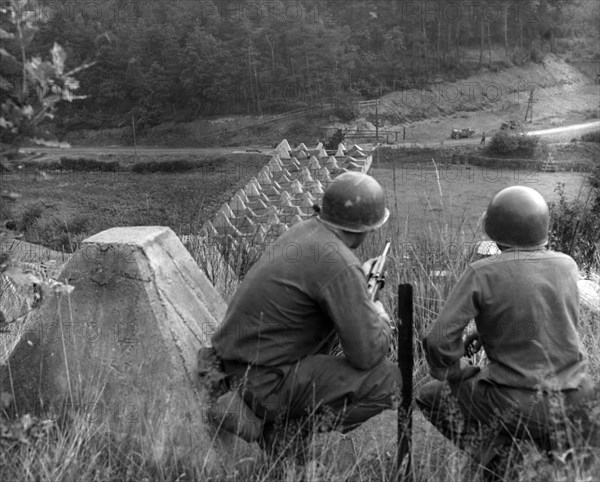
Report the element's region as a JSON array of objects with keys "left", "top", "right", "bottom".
[
  {"left": 526, "top": 120, "right": 600, "bottom": 137},
  {"left": 18, "top": 120, "right": 598, "bottom": 157},
  {"left": 18, "top": 146, "right": 268, "bottom": 157},
  {"left": 372, "top": 119, "right": 600, "bottom": 149}
]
